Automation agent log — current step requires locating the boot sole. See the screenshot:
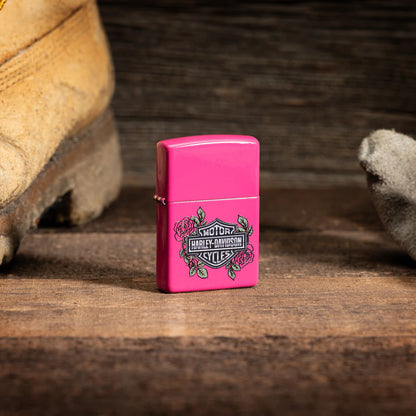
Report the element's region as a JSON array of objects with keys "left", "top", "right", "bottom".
[{"left": 0, "top": 108, "right": 122, "bottom": 265}]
